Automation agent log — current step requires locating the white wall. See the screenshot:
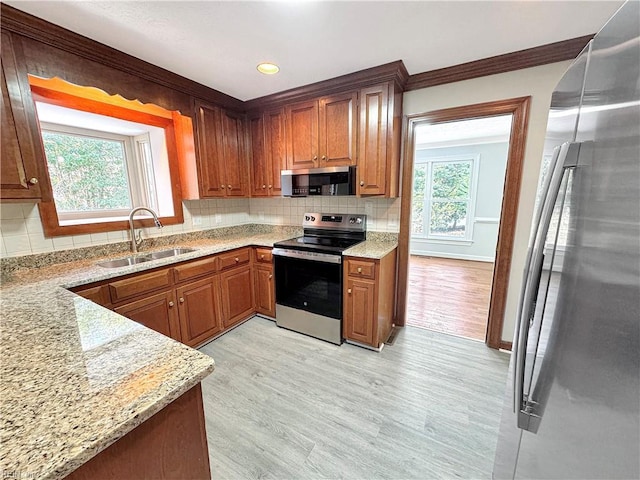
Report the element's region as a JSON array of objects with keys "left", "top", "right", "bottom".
[
  {"left": 403, "top": 60, "right": 572, "bottom": 343},
  {"left": 410, "top": 142, "right": 508, "bottom": 262},
  {"left": 0, "top": 196, "right": 400, "bottom": 257}
]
